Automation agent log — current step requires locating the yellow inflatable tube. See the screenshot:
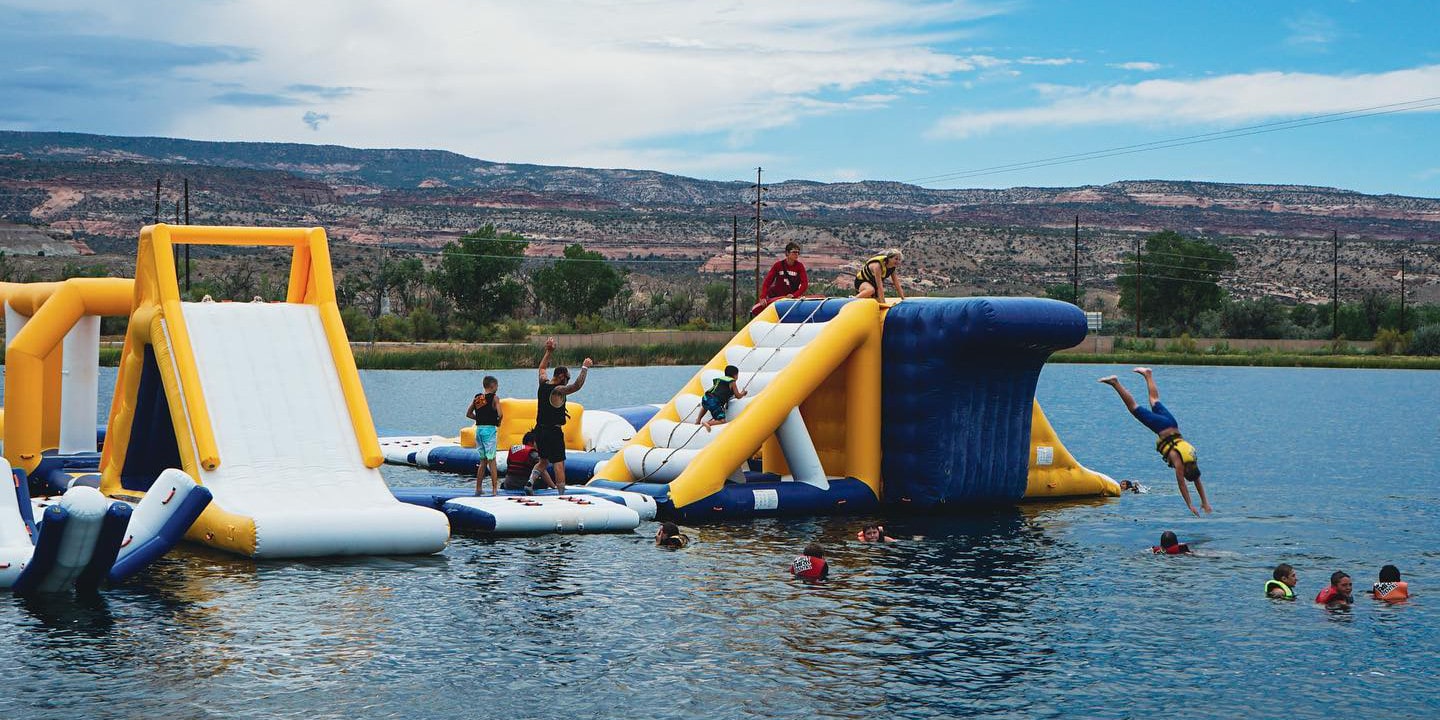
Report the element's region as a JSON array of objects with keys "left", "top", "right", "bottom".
[{"left": 1025, "top": 401, "right": 1120, "bottom": 498}]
